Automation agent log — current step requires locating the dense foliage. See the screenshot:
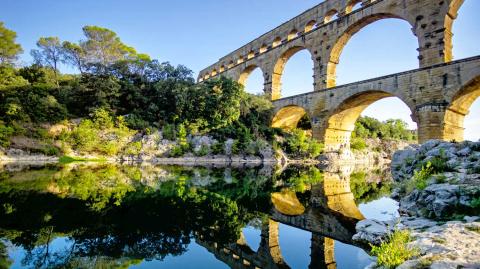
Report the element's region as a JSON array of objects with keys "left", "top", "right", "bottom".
[
  {"left": 353, "top": 116, "right": 416, "bottom": 141},
  {"left": 0, "top": 23, "right": 284, "bottom": 158}
]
